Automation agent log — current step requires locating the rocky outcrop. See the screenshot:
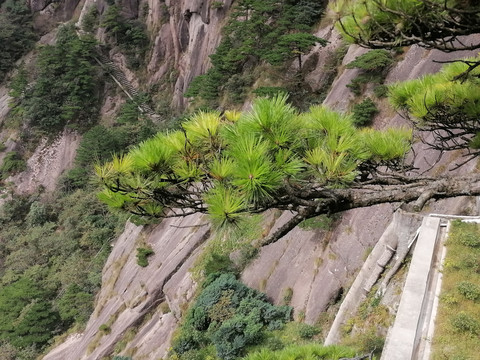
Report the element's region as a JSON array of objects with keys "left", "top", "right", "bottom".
[
  {"left": 145, "top": 0, "right": 233, "bottom": 109},
  {"left": 7, "top": 130, "right": 80, "bottom": 194},
  {"left": 44, "top": 215, "right": 210, "bottom": 360}
]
